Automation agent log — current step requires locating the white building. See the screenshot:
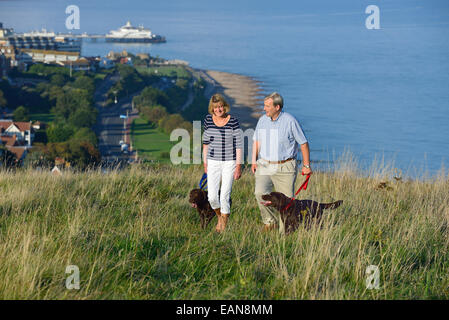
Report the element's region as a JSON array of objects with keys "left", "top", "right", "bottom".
[
  {"left": 21, "top": 49, "right": 79, "bottom": 64},
  {"left": 0, "top": 120, "right": 34, "bottom": 146}
]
